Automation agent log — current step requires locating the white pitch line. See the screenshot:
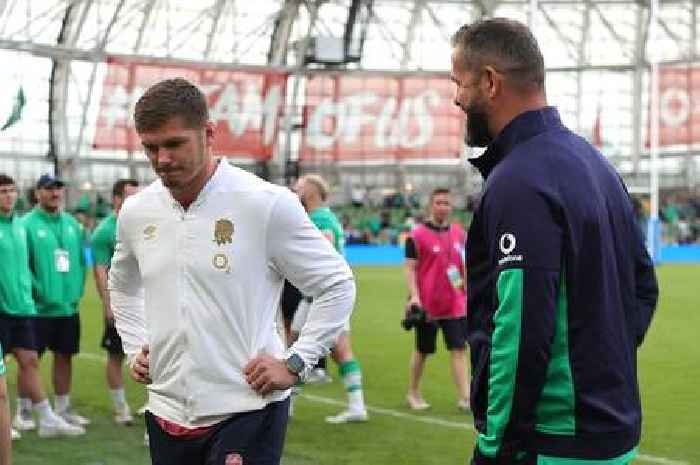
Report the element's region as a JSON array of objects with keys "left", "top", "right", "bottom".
[
  {"left": 299, "top": 393, "right": 474, "bottom": 430},
  {"left": 79, "top": 352, "right": 107, "bottom": 362},
  {"left": 77, "top": 353, "right": 689, "bottom": 465},
  {"left": 635, "top": 455, "right": 689, "bottom": 465}
]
